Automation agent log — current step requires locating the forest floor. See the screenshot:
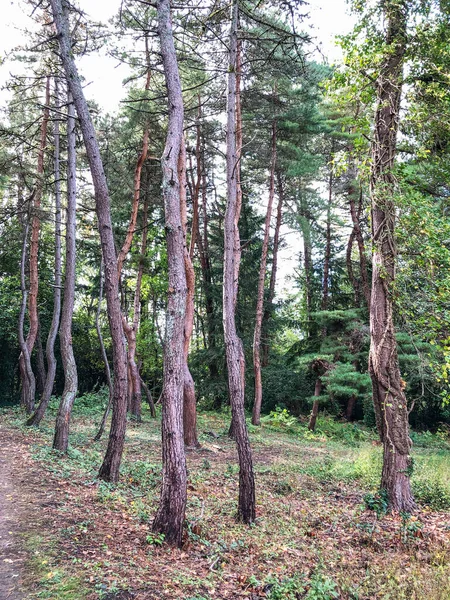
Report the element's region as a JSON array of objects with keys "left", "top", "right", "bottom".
[{"left": 1, "top": 403, "right": 450, "bottom": 600}]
